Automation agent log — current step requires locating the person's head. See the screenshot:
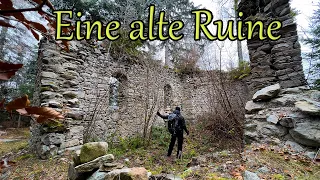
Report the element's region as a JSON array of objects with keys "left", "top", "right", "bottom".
[
  {"left": 173, "top": 110, "right": 180, "bottom": 115},
  {"left": 175, "top": 107, "right": 181, "bottom": 112}
]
